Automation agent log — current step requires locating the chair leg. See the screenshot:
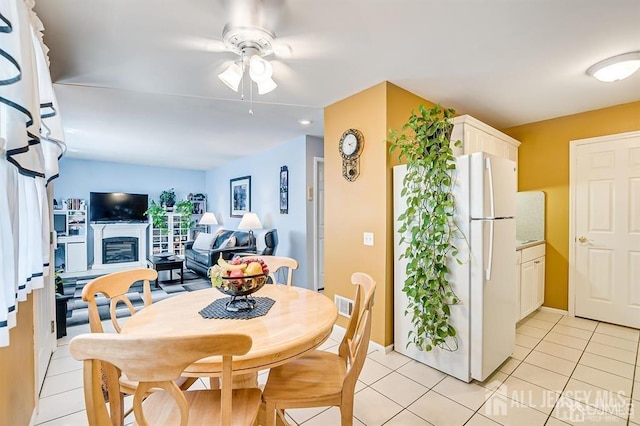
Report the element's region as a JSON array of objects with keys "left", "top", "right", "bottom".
[
  {"left": 265, "top": 401, "right": 277, "bottom": 426},
  {"left": 179, "top": 377, "right": 198, "bottom": 390},
  {"left": 340, "top": 403, "right": 353, "bottom": 426}
]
